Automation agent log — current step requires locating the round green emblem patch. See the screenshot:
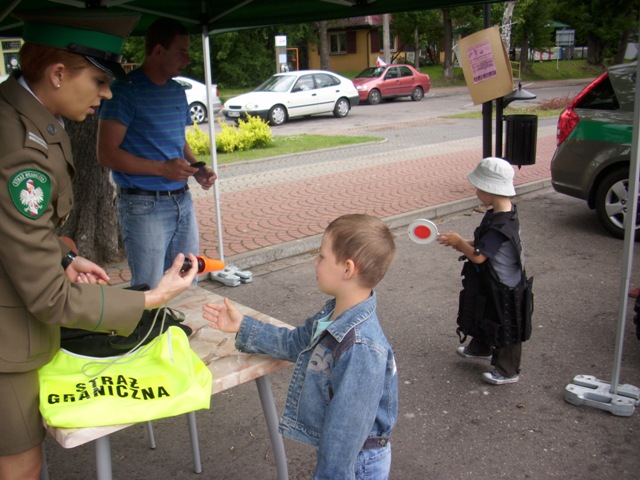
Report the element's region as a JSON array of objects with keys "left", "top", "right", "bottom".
[{"left": 9, "top": 170, "right": 51, "bottom": 219}]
